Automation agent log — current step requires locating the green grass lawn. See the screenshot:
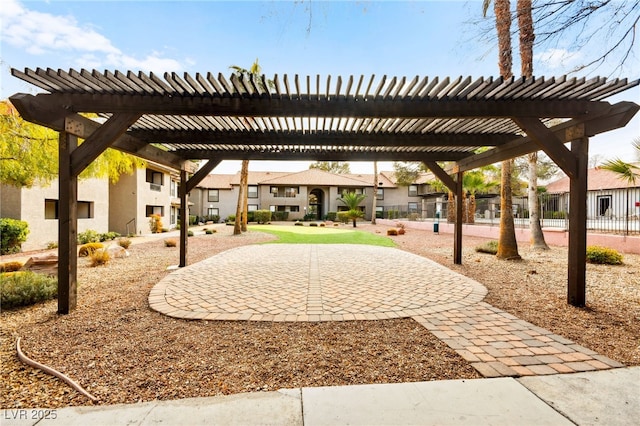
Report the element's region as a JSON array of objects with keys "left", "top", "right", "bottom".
[{"left": 248, "top": 224, "right": 396, "bottom": 247}]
